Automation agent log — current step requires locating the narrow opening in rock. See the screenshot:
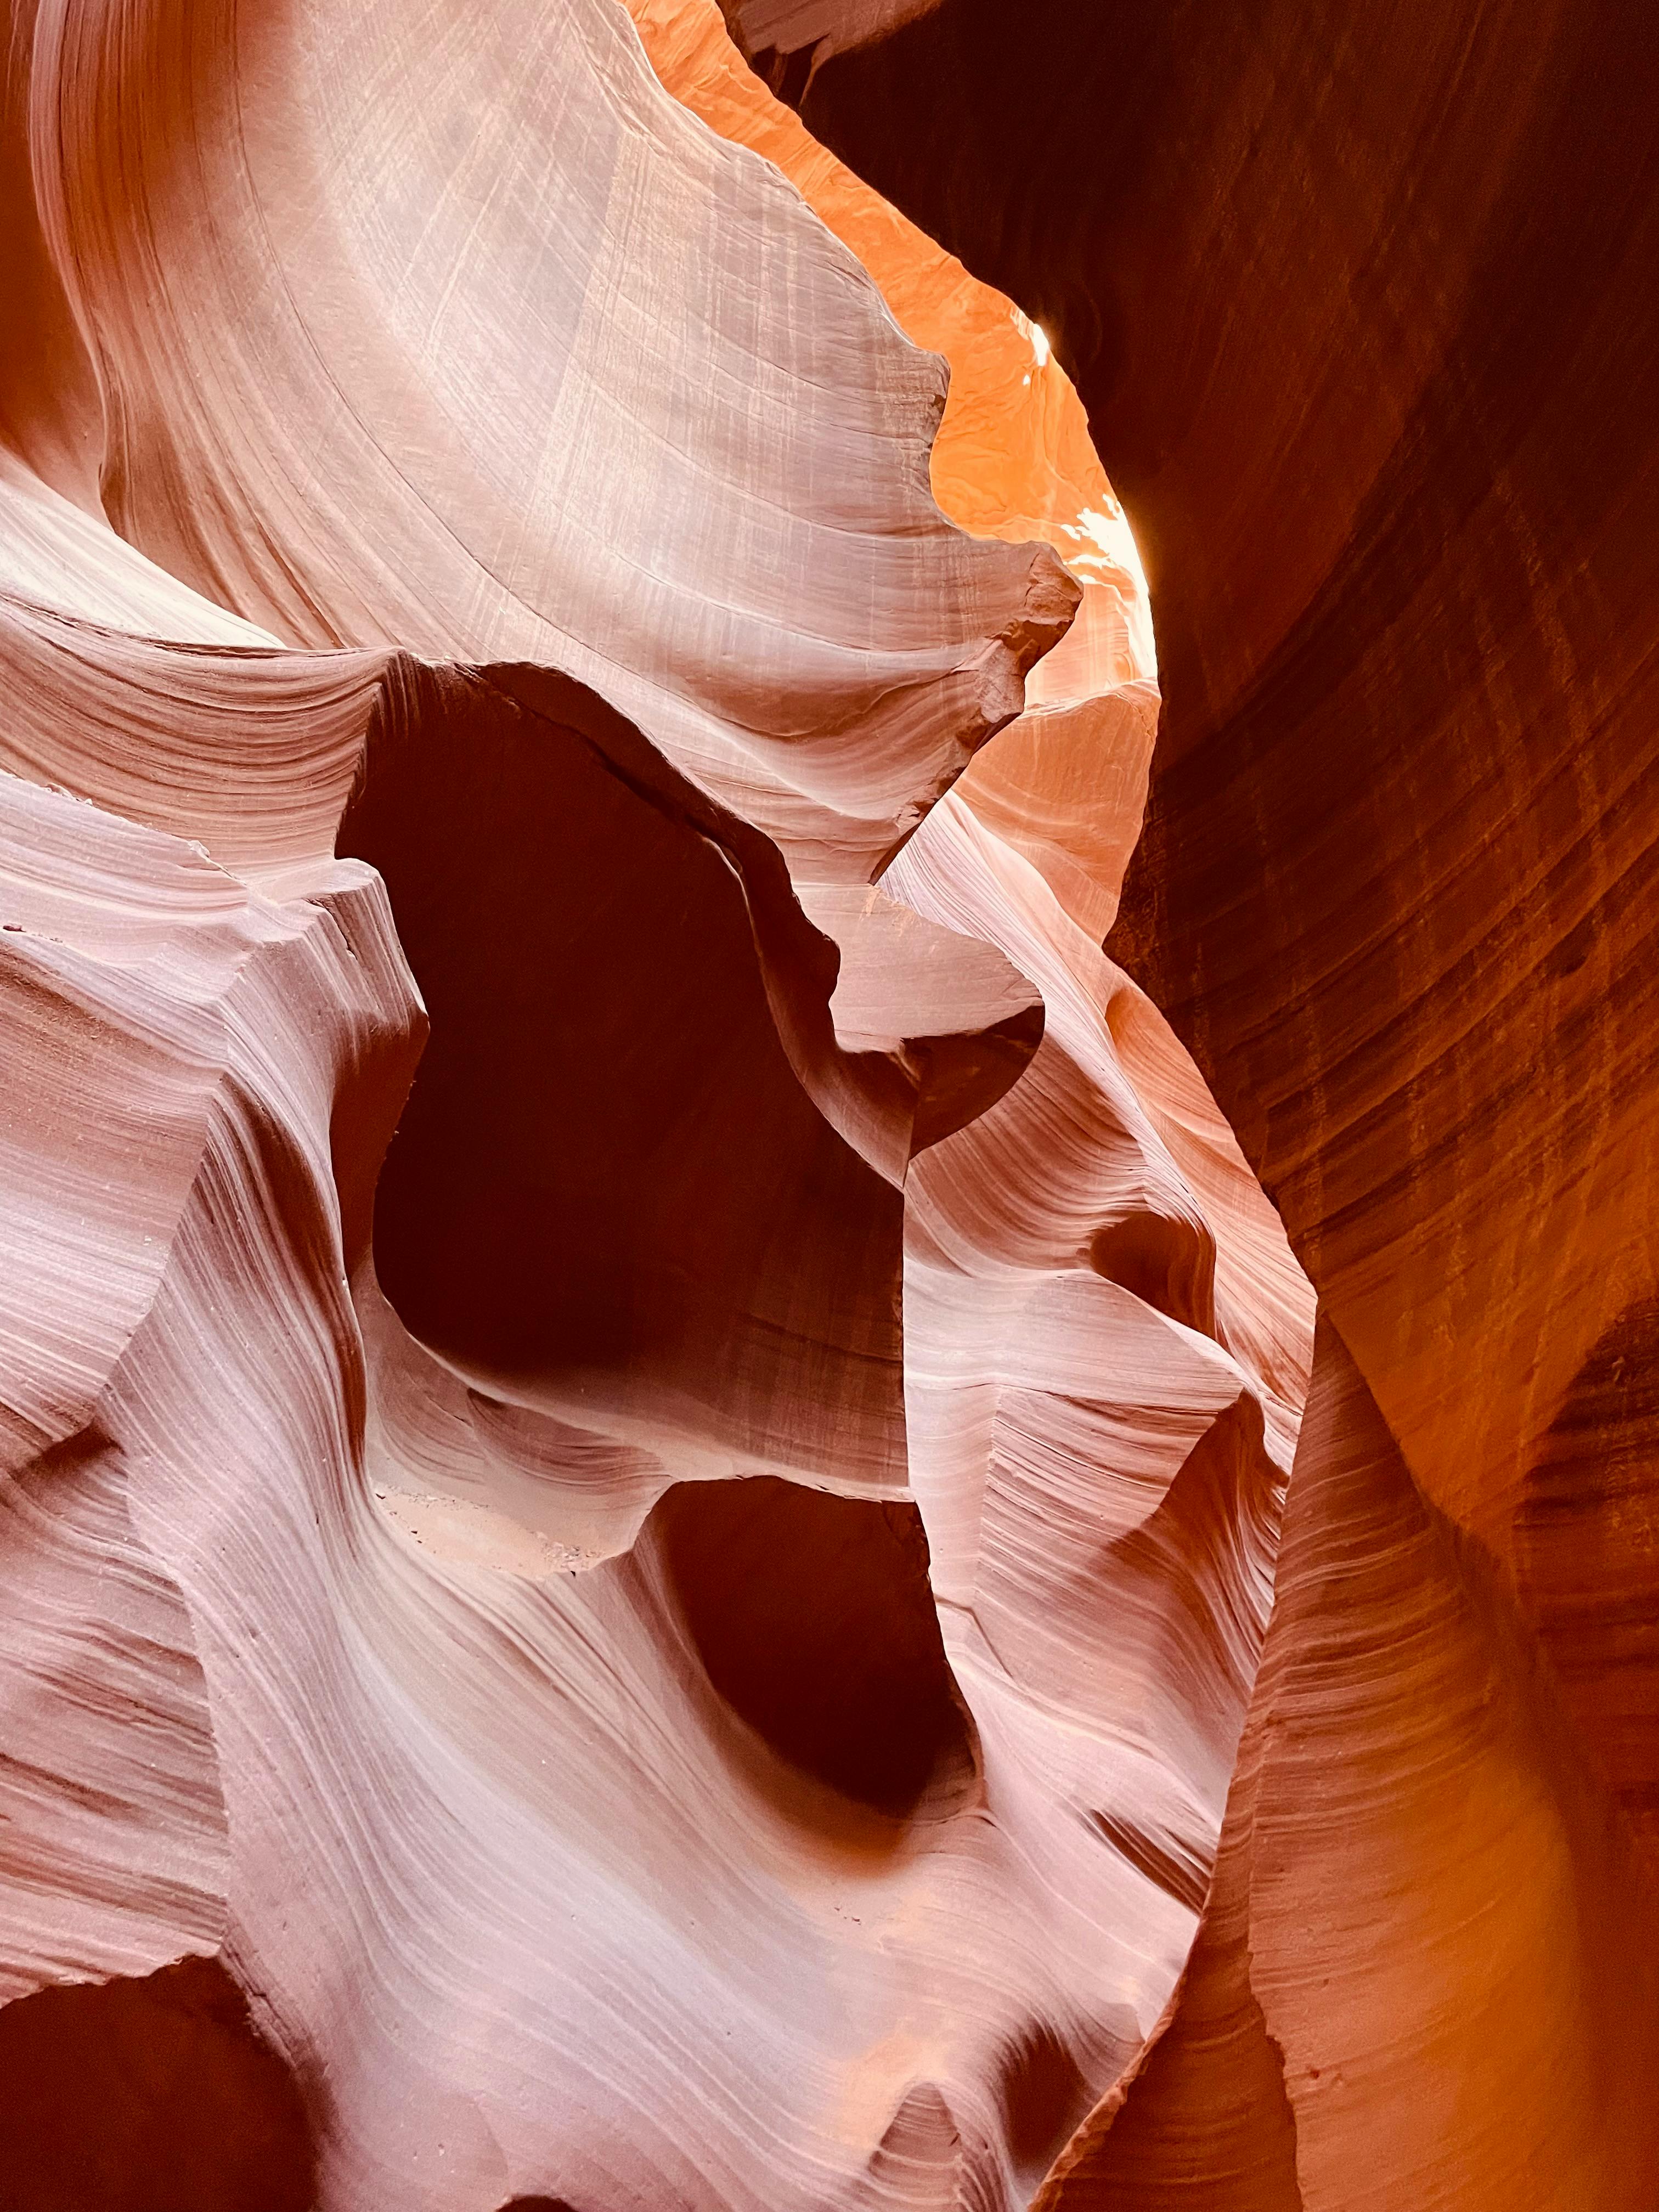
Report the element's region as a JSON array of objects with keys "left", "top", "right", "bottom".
[
  {"left": 0, "top": 1956, "right": 314, "bottom": 2212},
  {"left": 338, "top": 661, "right": 904, "bottom": 1485},
  {"left": 650, "top": 1474, "right": 974, "bottom": 1819}
]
